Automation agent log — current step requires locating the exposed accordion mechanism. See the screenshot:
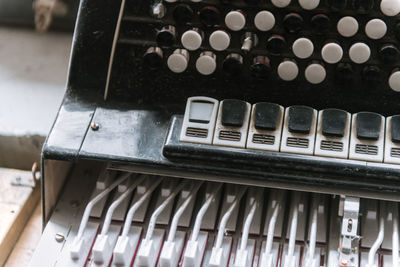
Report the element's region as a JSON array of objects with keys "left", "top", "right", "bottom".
[{"left": 29, "top": 0, "right": 400, "bottom": 267}]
